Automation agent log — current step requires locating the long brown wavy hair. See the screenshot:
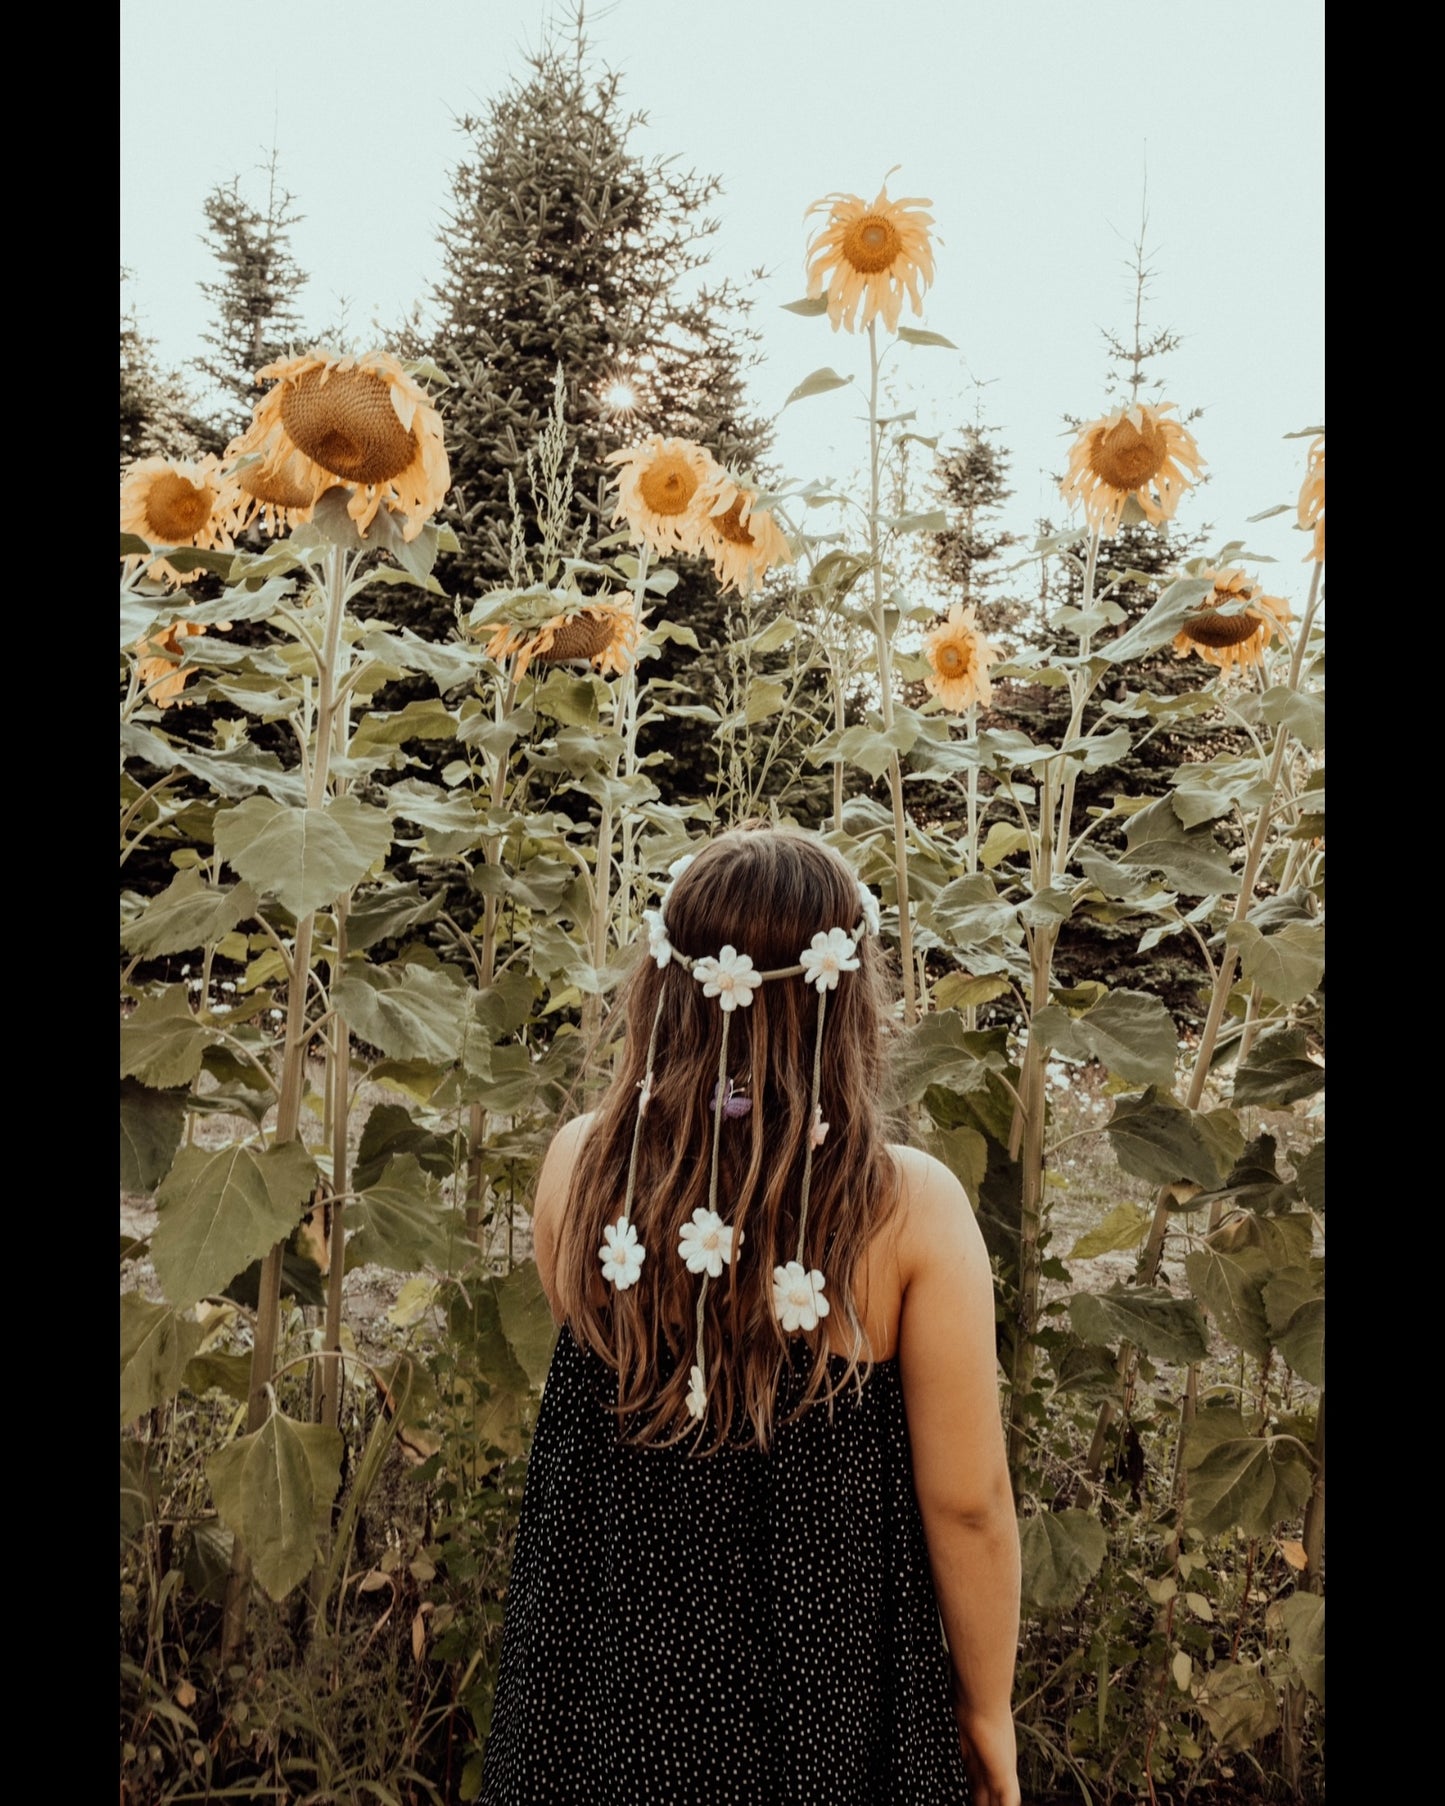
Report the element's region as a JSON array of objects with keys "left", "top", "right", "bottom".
[{"left": 554, "top": 825, "right": 902, "bottom": 1452}]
